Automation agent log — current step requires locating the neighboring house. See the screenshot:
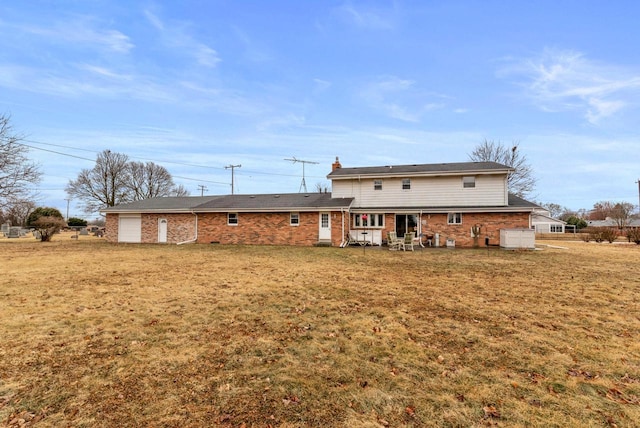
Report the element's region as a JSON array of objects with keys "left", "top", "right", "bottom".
[
  {"left": 101, "top": 158, "right": 540, "bottom": 247},
  {"left": 587, "top": 217, "right": 640, "bottom": 228},
  {"left": 532, "top": 210, "right": 566, "bottom": 233}
]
